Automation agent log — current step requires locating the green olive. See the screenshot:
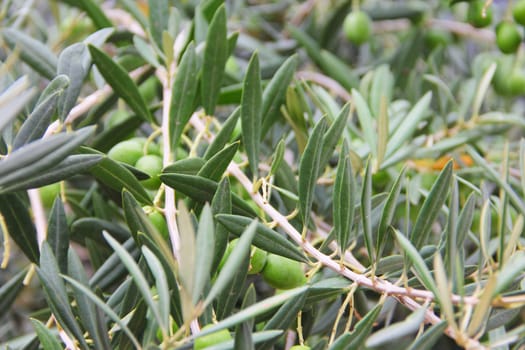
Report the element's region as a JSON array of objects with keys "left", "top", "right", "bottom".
[
  {"left": 194, "top": 325, "right": 232, "bottom": 349},
  {"left": 148, "top": 210, "right": 169, "bottom": 239},
  {"left": 39, "top": 183, "right": 61, "bottom": 209},
  {"left": 496, "top": 22, "right": 522, "bottom": 54},
  {"left": 513, "top": 0, "right": 525, "bottom": 26},
  {"left": 509, "top": 72, "right": 525, "bottom": 95},
  {"left": 135, "top": 154, "right": 163, "bottom": 190},
  {"left": 107, "top": 140, "right": 144, "bottom": 165},
  {"left": 467, "top": 0, "right": 492, "bottom": 28},
  {"left": 261, "top": 254, "right": 307, "bottom": 290},
  {"left": 289, "top": 346, "right": 311, "bottom": 350},
  {"left": 343, "top": 11, "right": 372, "bottom": 45},
  {"left": 129, "top": 137, "right": 162, "bottom": 156},
  {"left": 218, "top": 239, "right": 268, "bottom": 274}
]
